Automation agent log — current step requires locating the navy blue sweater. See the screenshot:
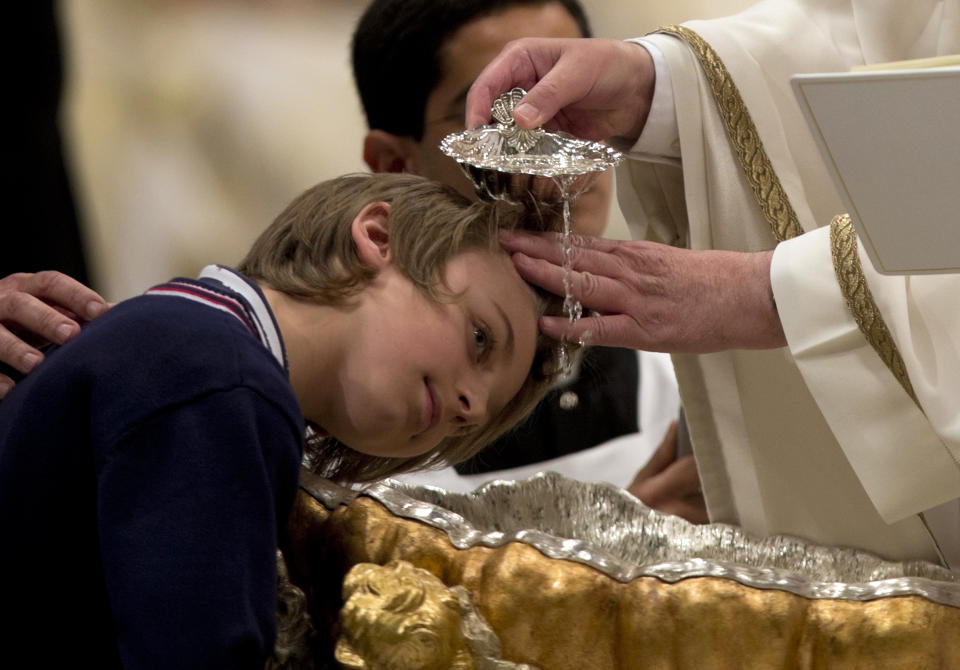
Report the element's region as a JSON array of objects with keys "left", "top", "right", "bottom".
[{"left": 0, "top": 272, "right": 304, "bottom": 668}]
